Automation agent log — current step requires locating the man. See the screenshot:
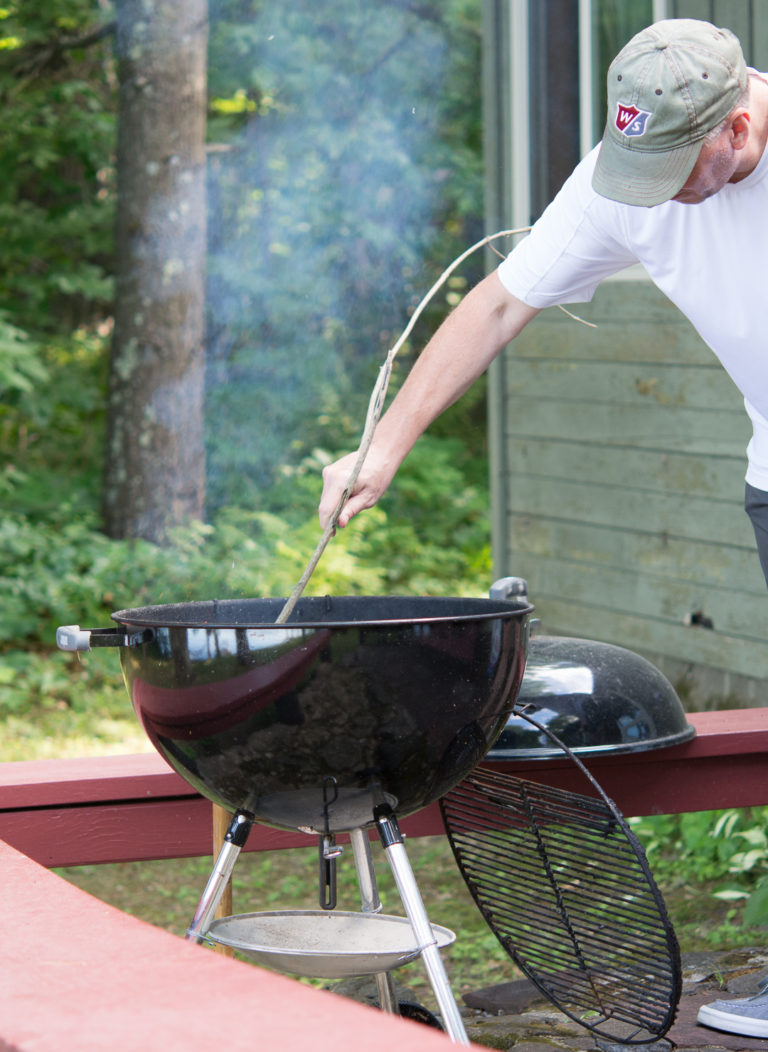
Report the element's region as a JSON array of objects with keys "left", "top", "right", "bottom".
[{"left": 319, "top": 19, "right": 768, "bottom": 1037}]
